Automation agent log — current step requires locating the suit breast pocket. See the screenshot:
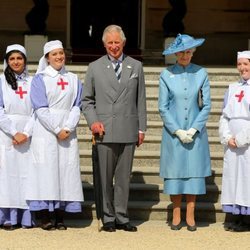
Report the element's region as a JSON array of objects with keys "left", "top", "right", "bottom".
[{"left": 129, "top": 73, "right": 138, "bottom": 80}]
